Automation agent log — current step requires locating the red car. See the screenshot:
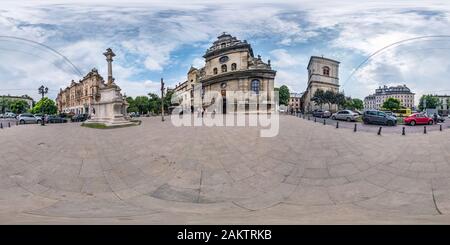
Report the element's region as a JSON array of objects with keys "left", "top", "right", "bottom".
[{"left": 404, "top": 113, "right": 434, "bottom": 126}]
